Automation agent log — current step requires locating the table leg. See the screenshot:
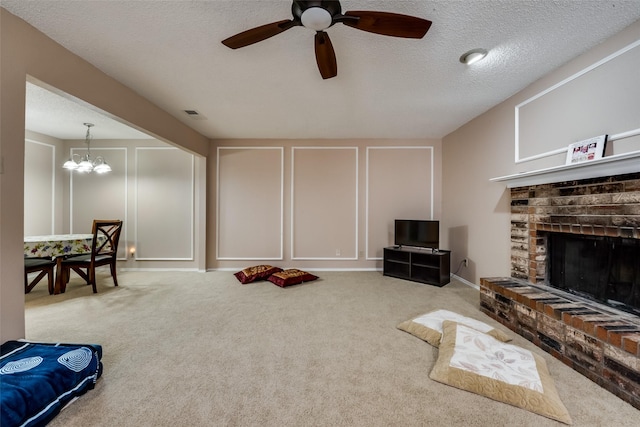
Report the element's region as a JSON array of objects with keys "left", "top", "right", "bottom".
[{"left": 53, "top": 257, "right": 64, "bottom": 294}]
